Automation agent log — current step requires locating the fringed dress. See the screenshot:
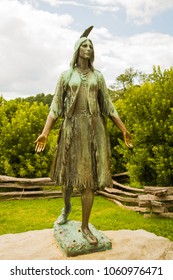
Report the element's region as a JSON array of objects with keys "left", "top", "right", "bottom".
[{"left": 49, "top": 68, "right": 119, "bottom": 192}]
